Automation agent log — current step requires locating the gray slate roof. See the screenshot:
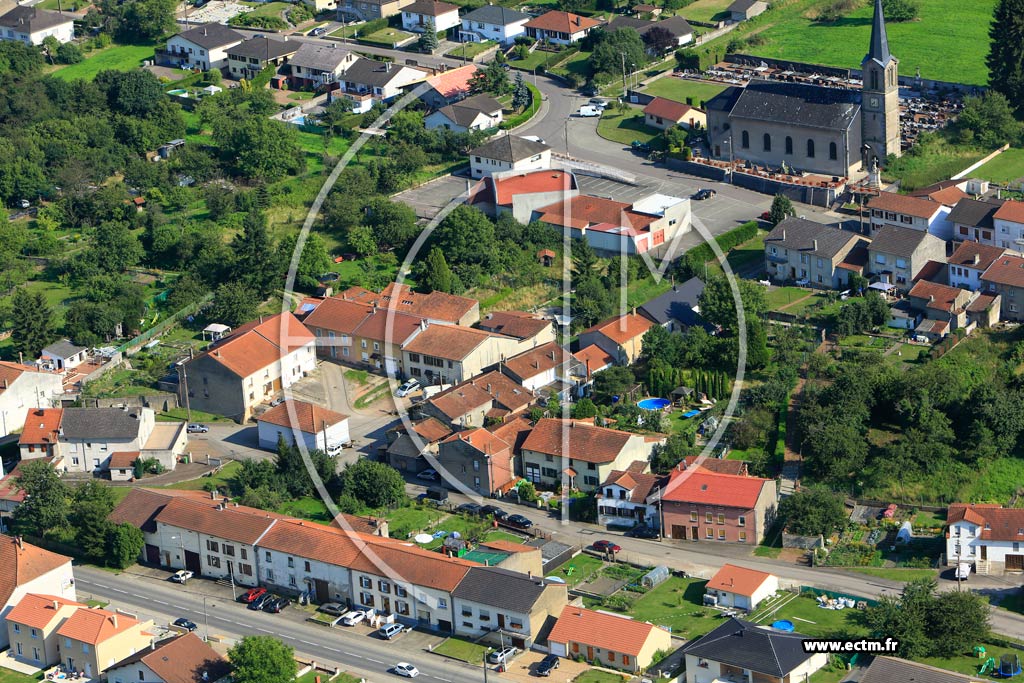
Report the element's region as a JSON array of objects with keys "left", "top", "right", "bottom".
[
  {"left": 869, "top": 225, "right": 936, "bottom": 258},
  {"left": 342, "top": 56, "right": 421, "bottom": 87},
  {"left": 175, "top": 23, "right": 244, "bottom": 50},
  {"left": 452, "top": 566, "right": 552, "bottom": 612},
  {"left": 43, "top": 340, "right": 86, "bottom": 358},
  {"left": 682, "top": 617, "right": 815, "bottom": 678},
  {"left": 289, "top": 42, "right": 351, "bottom": 72},
  {"left": 729, "top": 79, "right": 860, "bottom": 130},
  {"left": 0, "top": 5, "right": 72, "bottom": 32},
  {"left": 403, "top": 0, "right": 459, "bottom": 16},
  {"left": 946, "top": 197, "right": 1003, "bottom": 229},
  {"left": 227, "top": 35, "right": 298, "bottom": 61},
  {"left": 864, "top": 0, "right": 893, "bottom": 69},
  {"left": 638, "top": 276, "right": 705, "bottom": 327},
  {"left": 470, "top": 135, "right": 550, "bottom": 162},
  {"left": 461, "top": 5, "right": 530, "bottom": 25},
  {"left": 433, "top": 94, "right": 502, "bottom": 126},
  {"left": 728, "top": 0, "right": 764, "bottom": 12},
  {"left": 705, "top": 85, "right": 742, "bottom": 113},
  {"left": 859, "top": 656, "right": 979, "bottom": 683},
  {"left": 60, "top": 408, "right": 146, "bottom": 441},
  {"left": 607, "top": 14, "right": 692, "bottom": 38},
  {"left": 765, "top": 217, "right": 859, "bottom": 258}
]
